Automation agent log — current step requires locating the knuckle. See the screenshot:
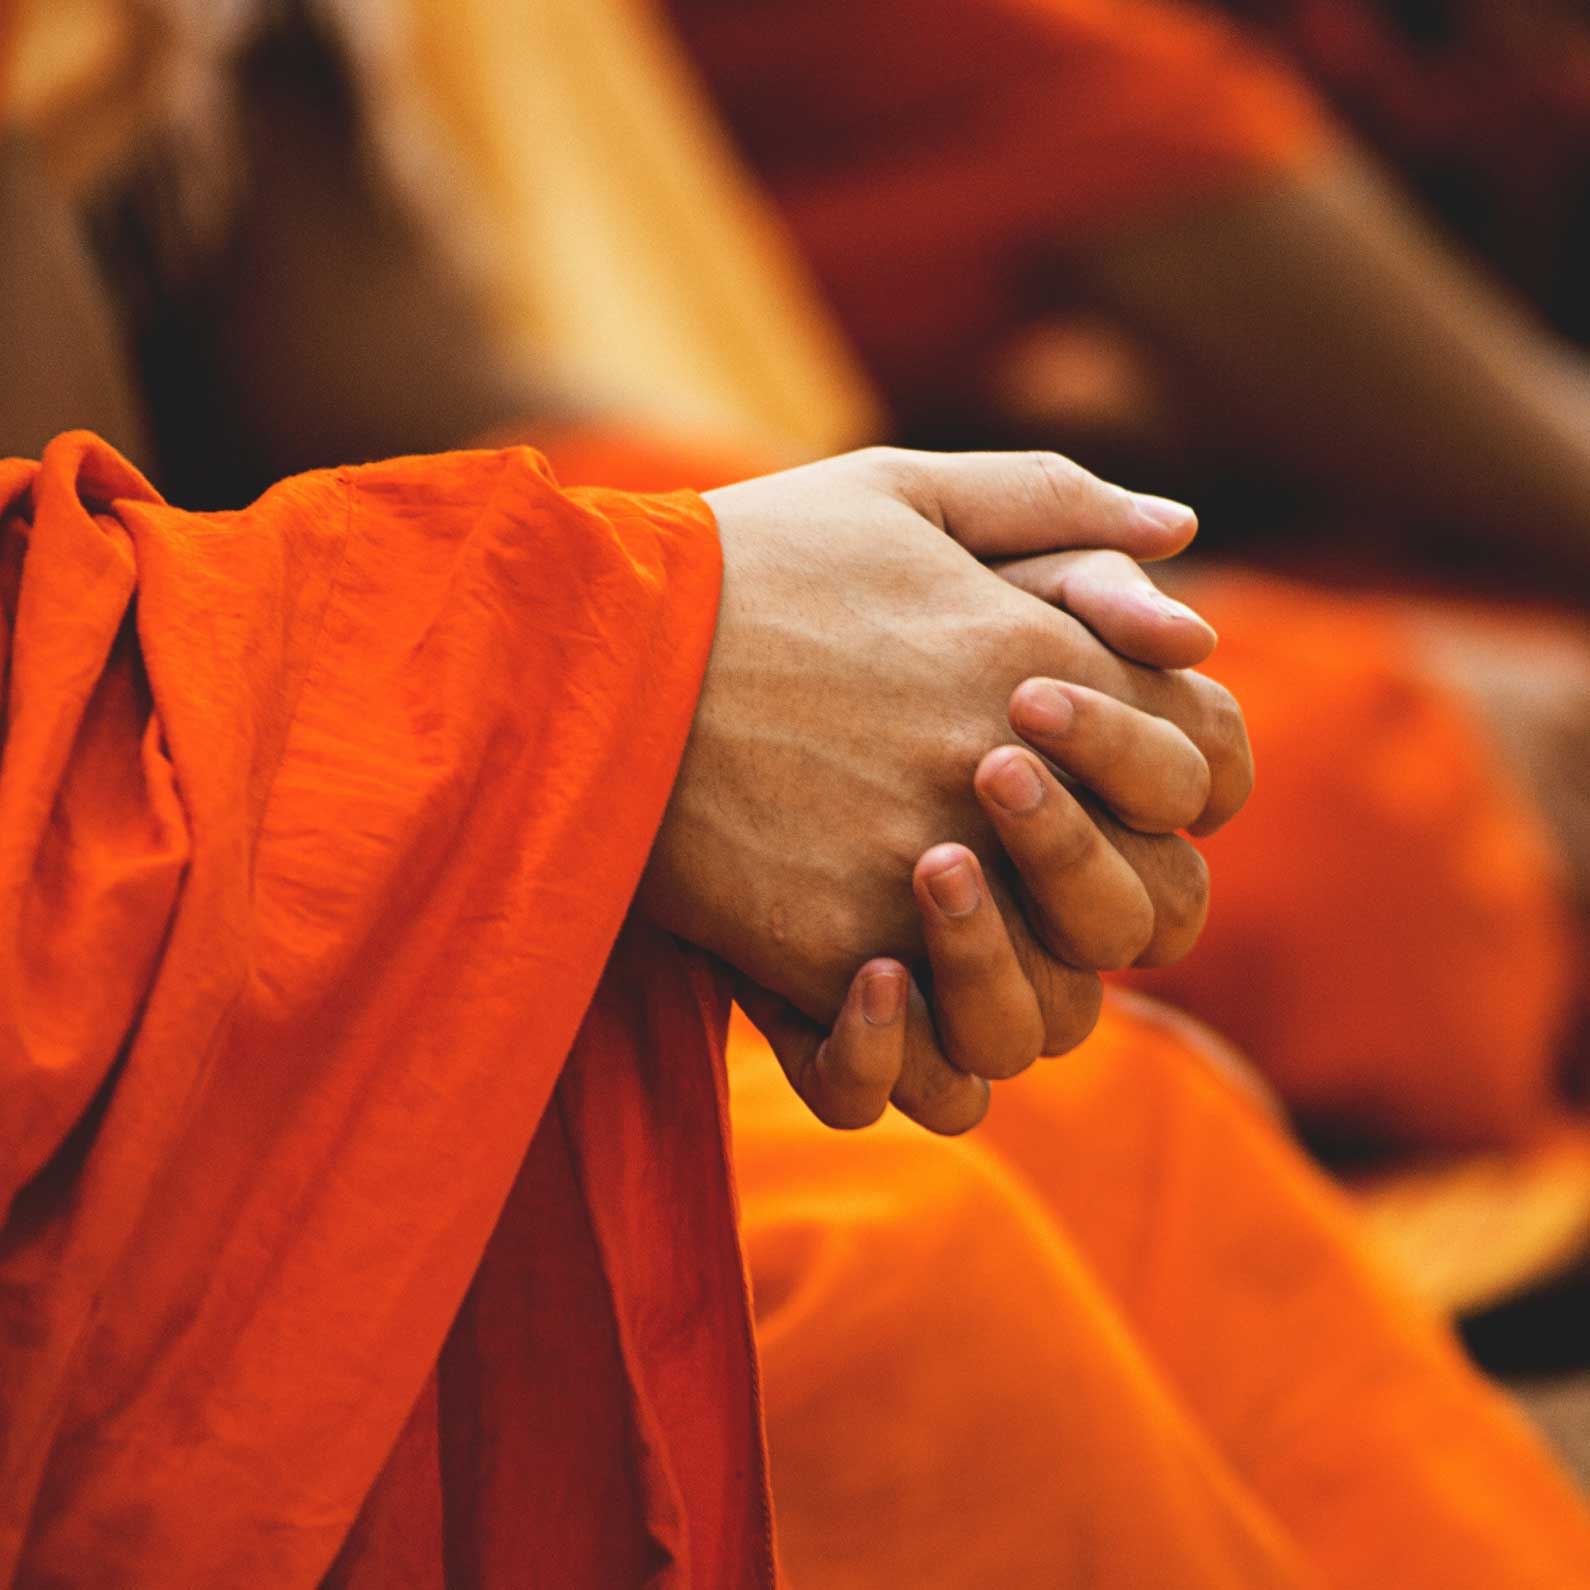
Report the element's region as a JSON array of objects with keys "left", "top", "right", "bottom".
[
  {"left": 1175, "top": 677, "right": 1253, "bottom": 830},
  {"left": 1181, "top": 752, "right": 1215, "bottom": 823},
  {"left": 942, "top": 1088, "right": 993, "bottom": 1135},
  {"left": 1138, "top": 750, "right": 1213, "bottom": 833},
  {"left": 1140, "top": 842, "right": 1211, "bottom": 965},
  {"left": 1197, "top": 678, "right": 1251, "bottom": 766},
  {"left": 1165, "top": 838, "right": 1211, "bottom": 920},
  {"left": 1037, "top": 967, "right": 1104, "bottom": 1056},
  {"left": 941, "top": 720, "right": 1001, "bottom": 788},
  {"left": 851, "top": 443, "right": 910, "bottom": 477},
  {"left": 1090, "top": 893, "right": 1157, "bottom": 971},
  {"left": 978, "top": 1043, "right": 1040, "bottom": 1084},
  {"left": 1136, "top": 667, "right": 1202, "bottom": 743},
  {"left": 830, "top": 880, "right": 920, "bottom": 967},
  {"left": 899, "top": 1070, "right": 989, "bottom": 1136},
  {"left": 803, "top": 1064, "right": 857, "bottom": 1127},
  {"left": 886, "top": 817, "right": 936, "bottom": 885},
  {"left": 816, "top": 898, "right": 875, "bottom": 971},
  {"left": 1039, "top": 882, "right": 1153, "bottom": 971},
  {"left": 896, "top": 1032, "right": 960, "bottom": 1109},
  {"left": 1004, "top": 600, "right": 1073, "bottom": 665},
  {"left": 957, "top": 1005, "right": 1046, "bottom": 1081},
  {"left": 849, "top": 446, "right": 929, "bottom": 510},
  {"left": 1025, "top": 449, "right": 1089, "bottom": 514},
  {"left": 813, "top": 1090, "right": 889, "bottom": 1131}
]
